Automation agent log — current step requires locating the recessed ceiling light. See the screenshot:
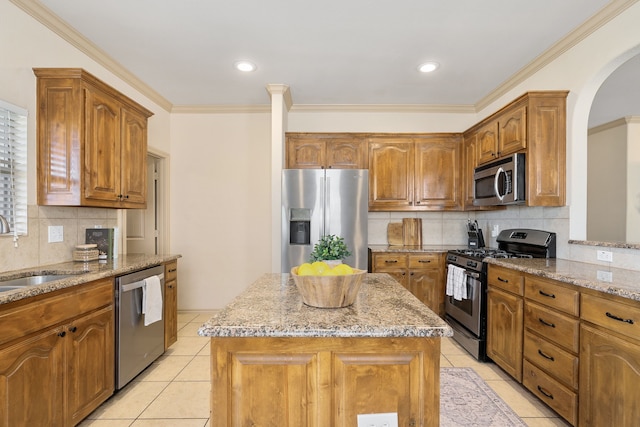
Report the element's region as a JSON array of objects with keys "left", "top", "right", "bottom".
[
  {"left": 418, "top": 62, "right": 439, "bottom": 73},
  {"left": 234, "top": 61, "right": 257, "bottom": 72}
]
